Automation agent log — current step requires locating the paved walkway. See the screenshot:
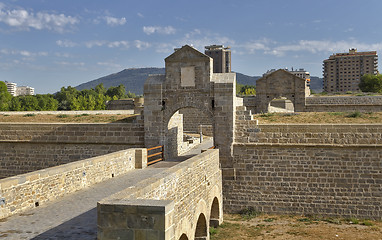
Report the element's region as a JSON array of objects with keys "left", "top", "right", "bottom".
[{"left": 0, "top": 138, "right": 214, "bottom": 239}]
